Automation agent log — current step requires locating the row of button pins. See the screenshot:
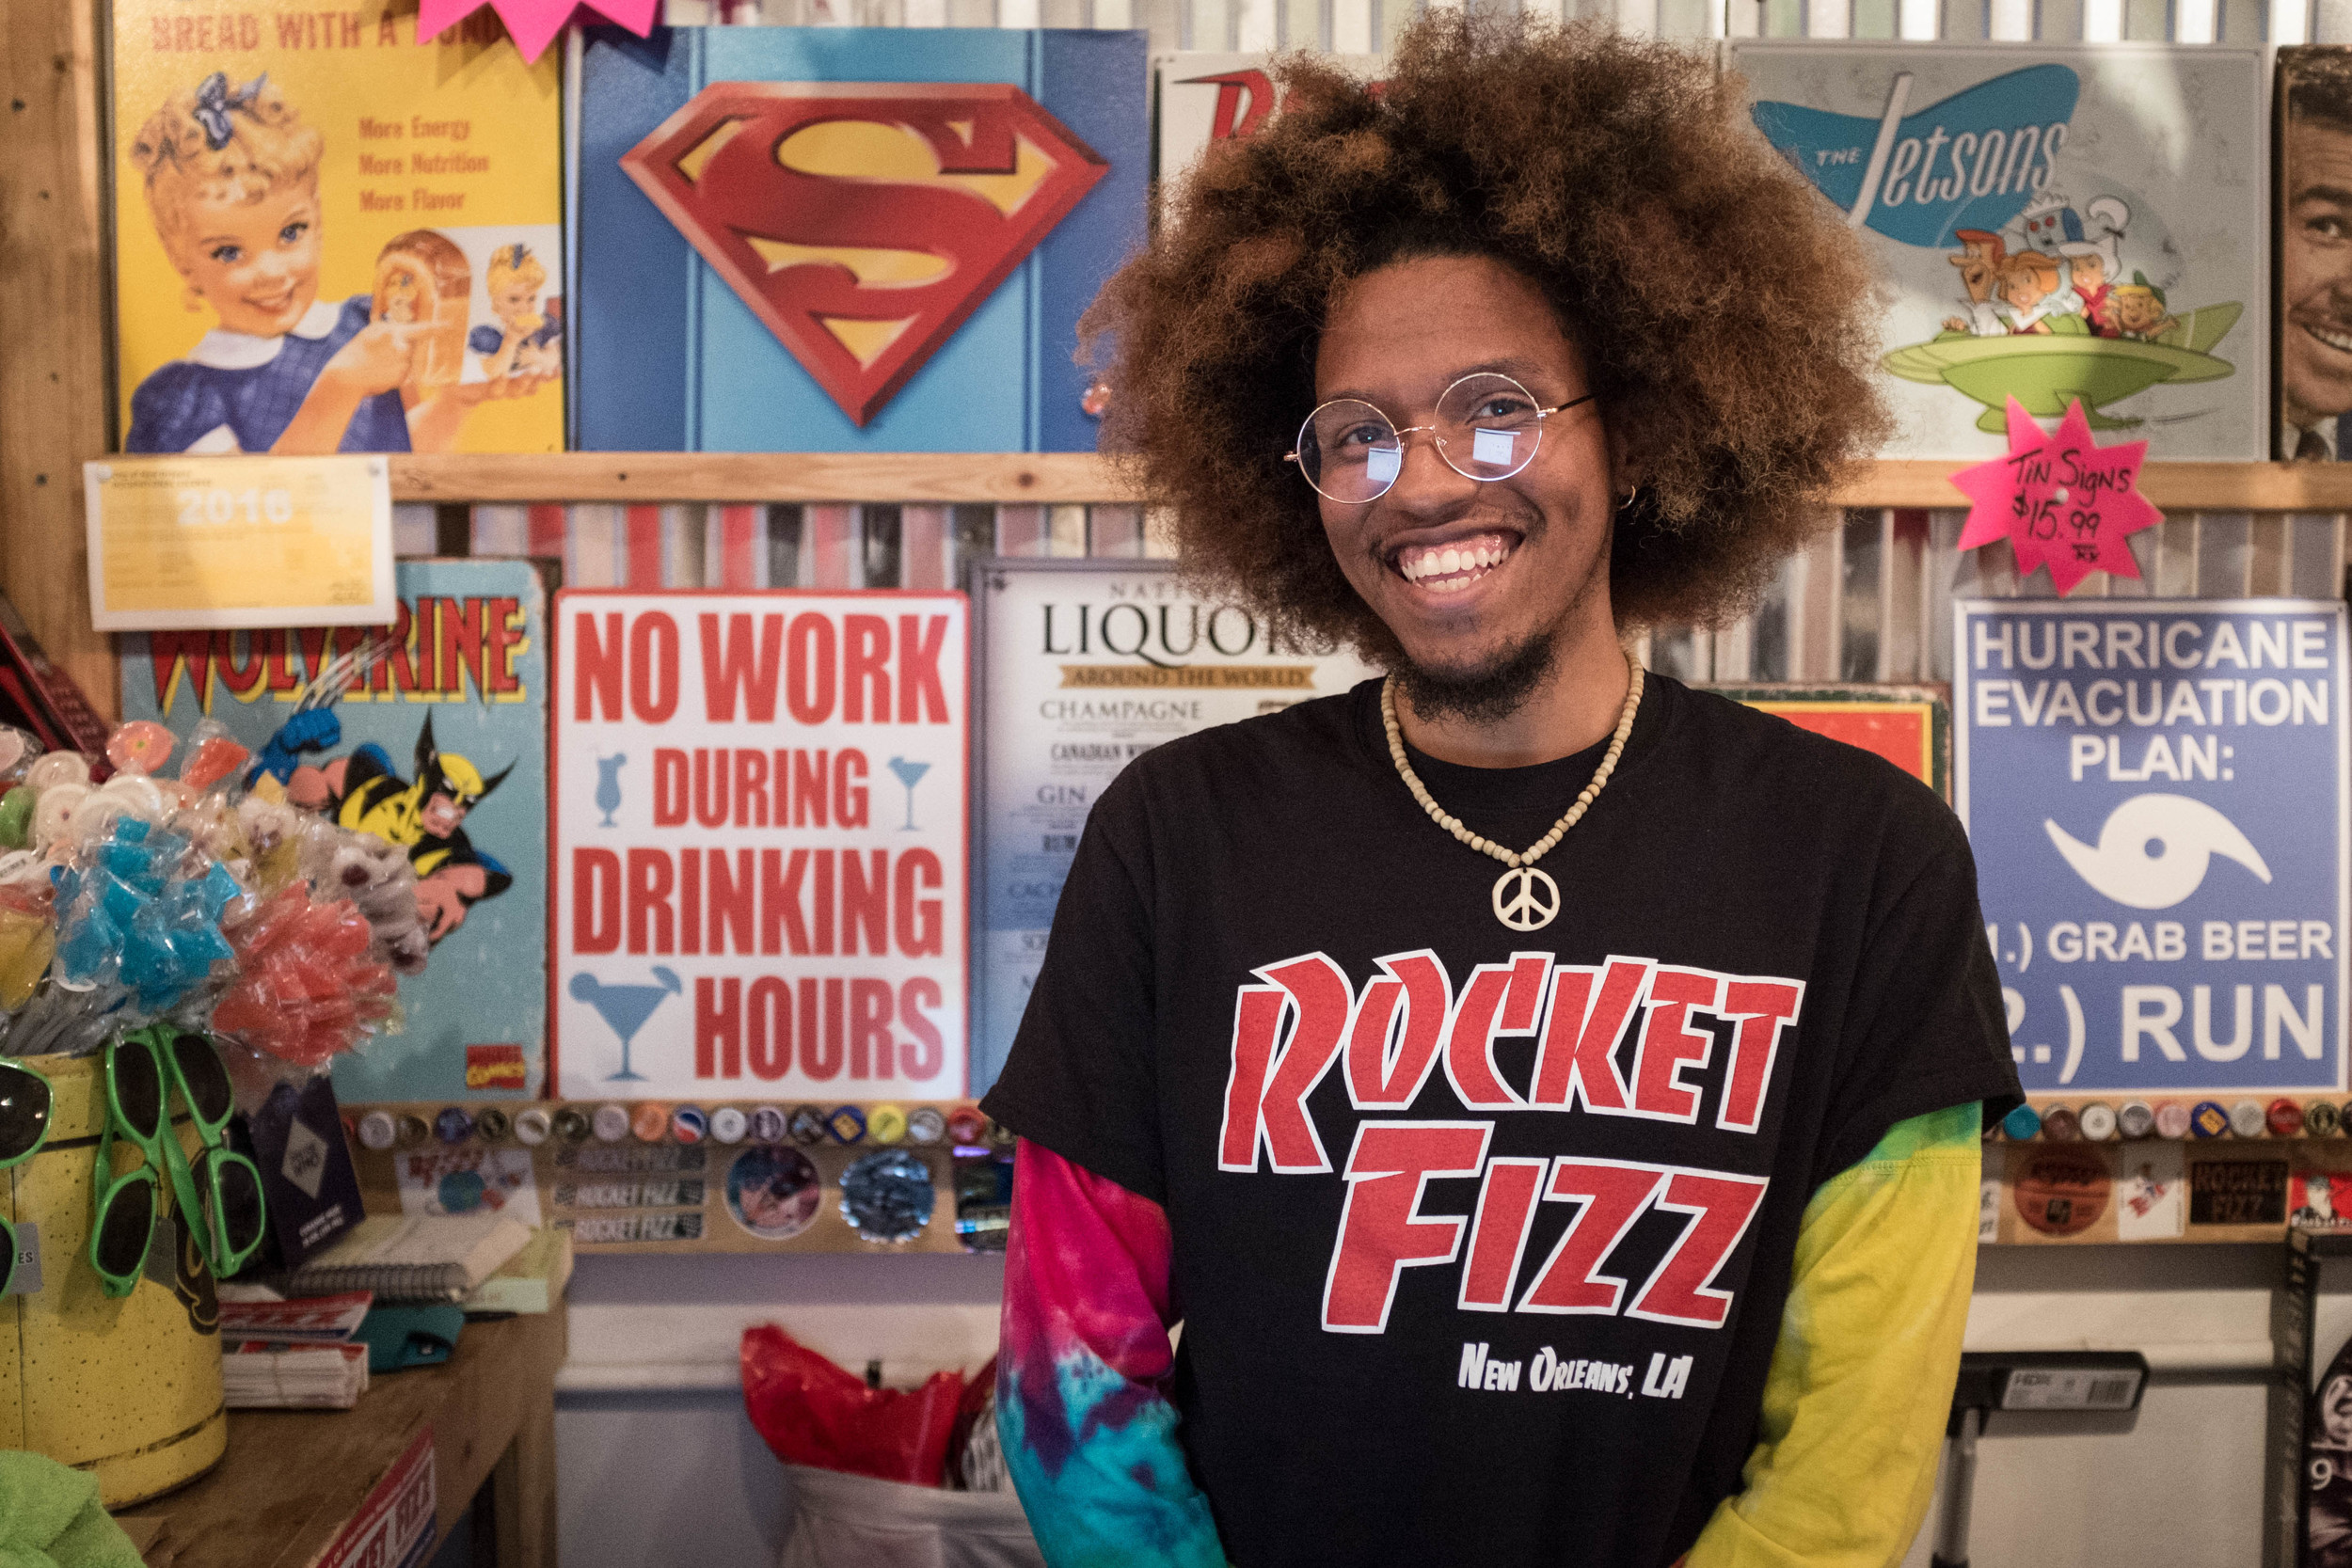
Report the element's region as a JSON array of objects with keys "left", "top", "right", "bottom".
[
  {"left": 1997, "top": 1097, "right": 2337, "bottom": 1142},
  {"left": 353, "top": 1103, "right": 1015, "bottom": 1151}
]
